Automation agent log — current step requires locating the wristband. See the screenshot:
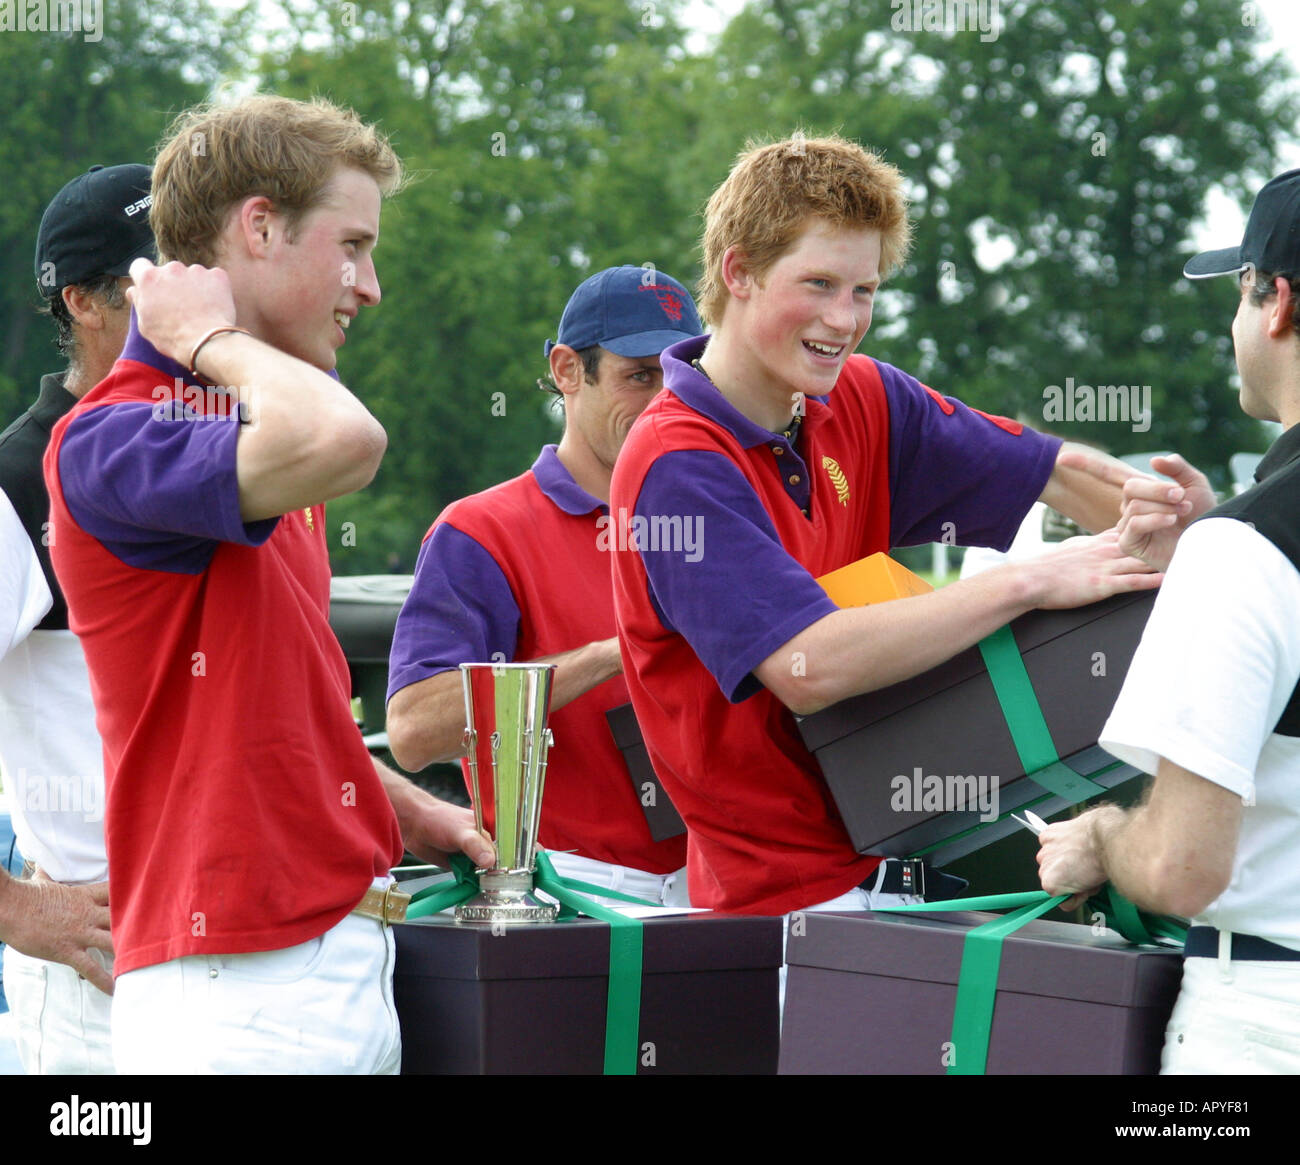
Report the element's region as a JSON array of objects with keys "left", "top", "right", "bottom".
[{"left": 188, "top": 325, "right": 251, "bottom": 379}]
